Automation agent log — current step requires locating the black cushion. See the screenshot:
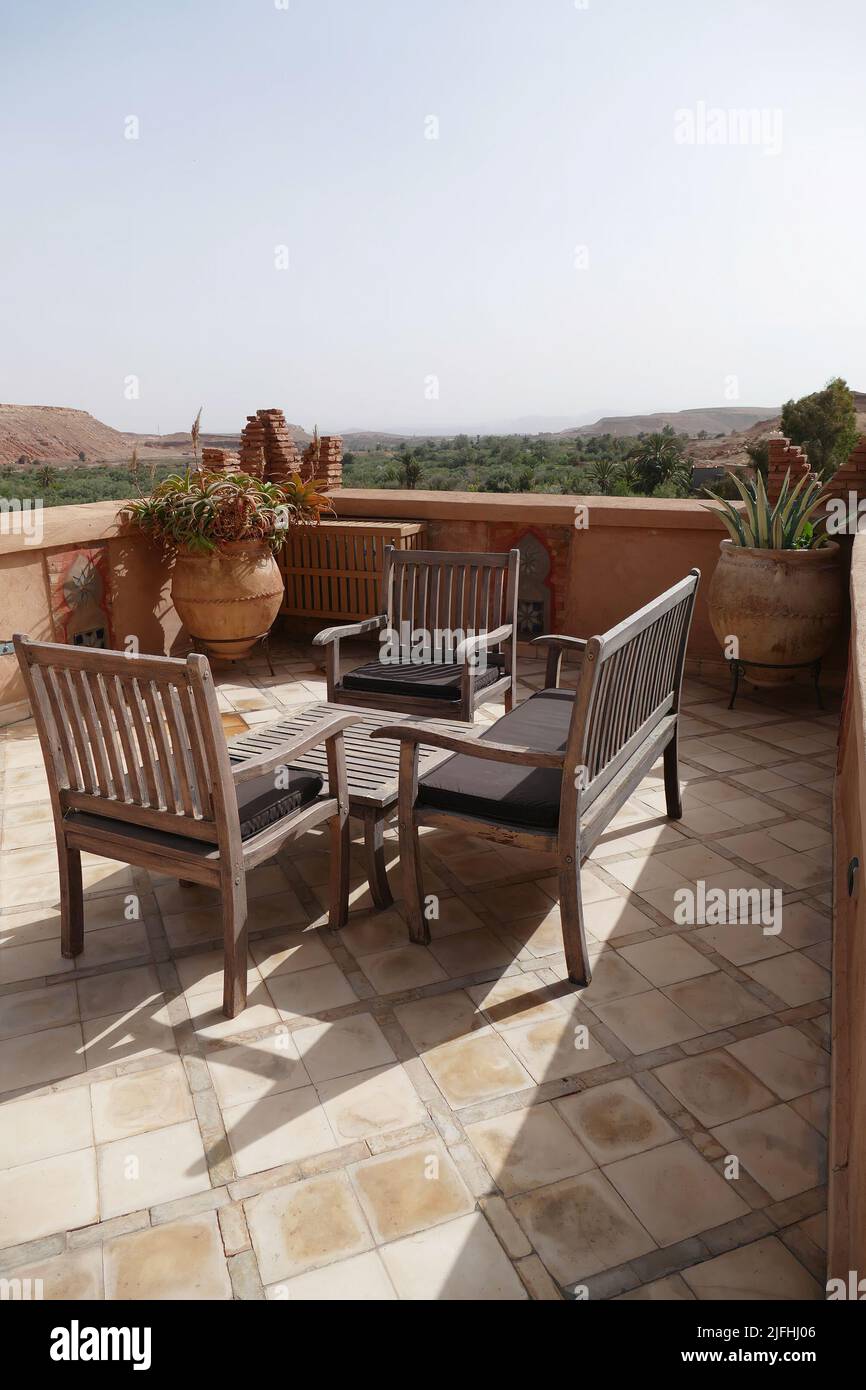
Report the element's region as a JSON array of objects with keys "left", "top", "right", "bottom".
[
  {"left": 235, "top": 766, "right": 323, "bottom": 839},
  {"left": 342, "top": 655, "right": 504, "bottom": 702},
  {"left": 416, "top": 689, "right": 573, "bottom": 830}
]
